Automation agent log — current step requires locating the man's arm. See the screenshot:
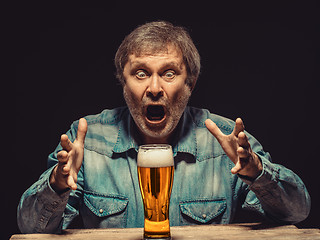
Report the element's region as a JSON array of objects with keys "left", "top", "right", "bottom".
[
  {"left": 240, "top": 153, "right": 311, "bottom": 224},
  {"left": 17, "top": 118, "right": 87, "bottom": 233},
  {"left": 17, "top": 166, "right": 72, "bottom": 233},
  {"left": 205, "top": 118, "right": 311, "bottom": 224}
]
